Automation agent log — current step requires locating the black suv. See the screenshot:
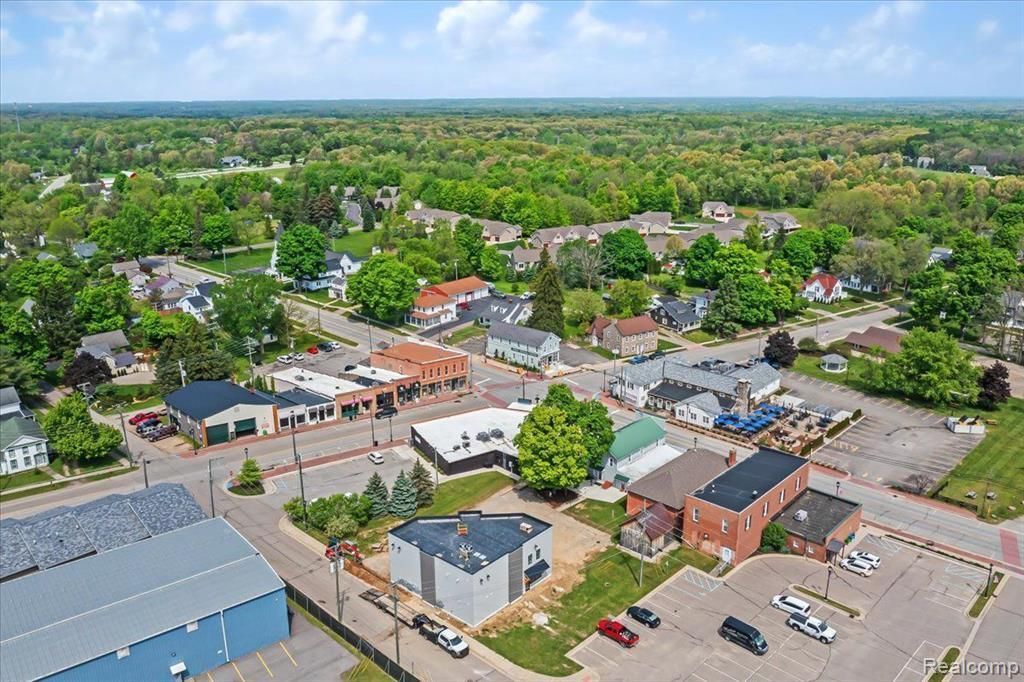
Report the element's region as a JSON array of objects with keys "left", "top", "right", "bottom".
[
  {"left": 375, "top": 405, "right": 398, "bottom": 419},
  {"left": 626, "top": 606, "right": 661, "bottom": 628},
  {"left": 316, "top": 342, "right": 334, "bottom": 352}
]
